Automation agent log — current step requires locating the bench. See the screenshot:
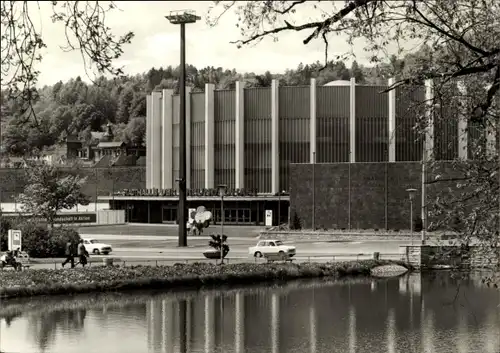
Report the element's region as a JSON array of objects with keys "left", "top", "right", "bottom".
[
  {"left": 264, "top": 252, "right": 295, "bottom": 263},
  {"left": 0, "top": 252, "right": 31, "bottom": 271},
  {"left": 1, "top": 260, "right": 31, "bottom": 271}
]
